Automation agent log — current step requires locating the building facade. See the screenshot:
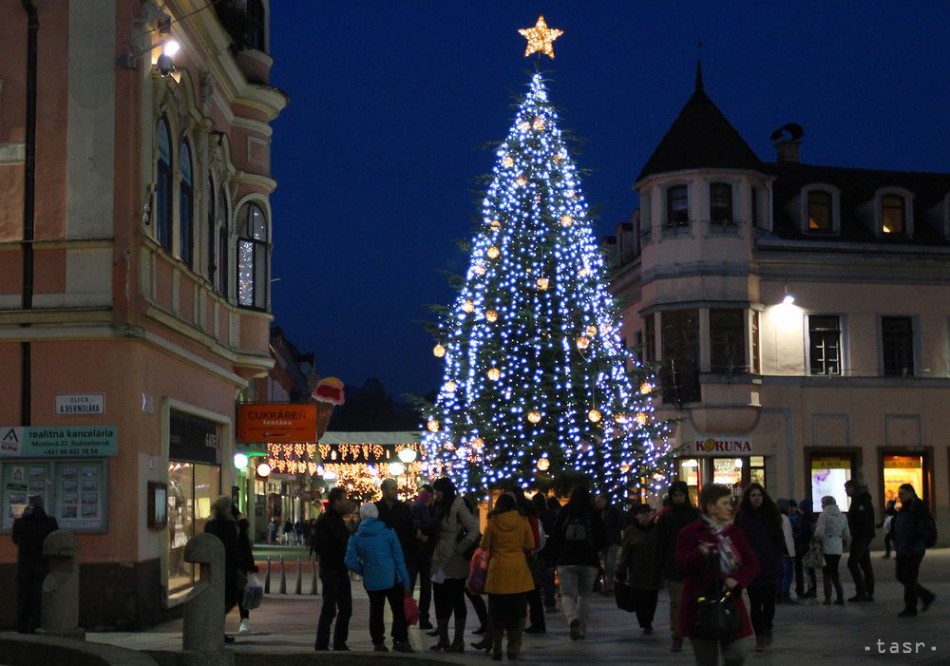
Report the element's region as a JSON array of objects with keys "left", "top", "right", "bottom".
[
  {"left": 0, "top": 0, "right": 285, "bottom": 628},
  {"left": 611, "top": 70, "right": 950, "bottom": 540}
]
